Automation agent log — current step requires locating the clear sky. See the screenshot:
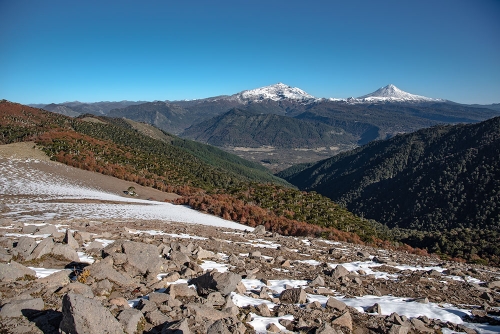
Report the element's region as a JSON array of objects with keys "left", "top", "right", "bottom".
[{"left": 1, "top": 0, "right": 499, "bottom": 104}]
